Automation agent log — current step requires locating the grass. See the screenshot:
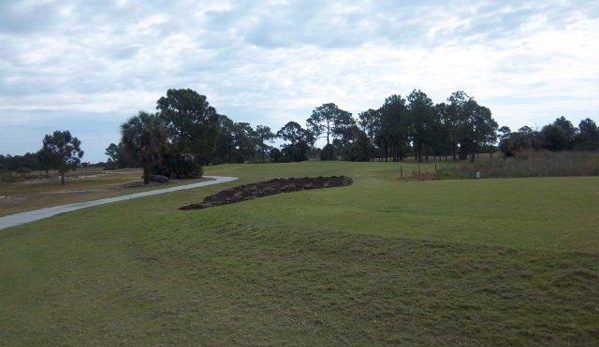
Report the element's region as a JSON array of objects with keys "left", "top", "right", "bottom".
[
  {"left": 0, "top": 161, "right": 597, "bottom": 346},
  {"left": 0, "top": 167, "right": 209, "bottom": 216}
]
